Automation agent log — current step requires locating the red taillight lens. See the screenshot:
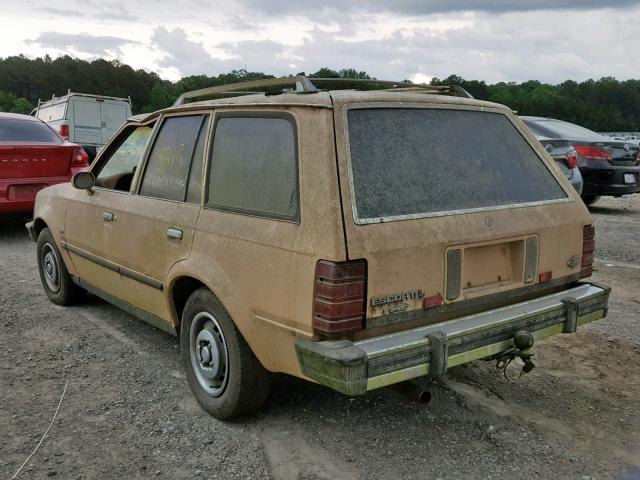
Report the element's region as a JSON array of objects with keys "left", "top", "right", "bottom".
[
  {"left": 59, "top": 124, "right": 69, "bottom": 140},
  {"left": 71, "top": 148, "right": 89, "bottom": 168},
  {"left": 566, "top": 150, "right": 578, "bottom": 169},
  {"left": 313, "top": 259, "right": 366, "bottom": 337},
  {"left": 574, "top": 145, "right": 611, "bottom": 162},
  {"left": 581, "top": 224, "right": 595, "bottom": 278}
]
